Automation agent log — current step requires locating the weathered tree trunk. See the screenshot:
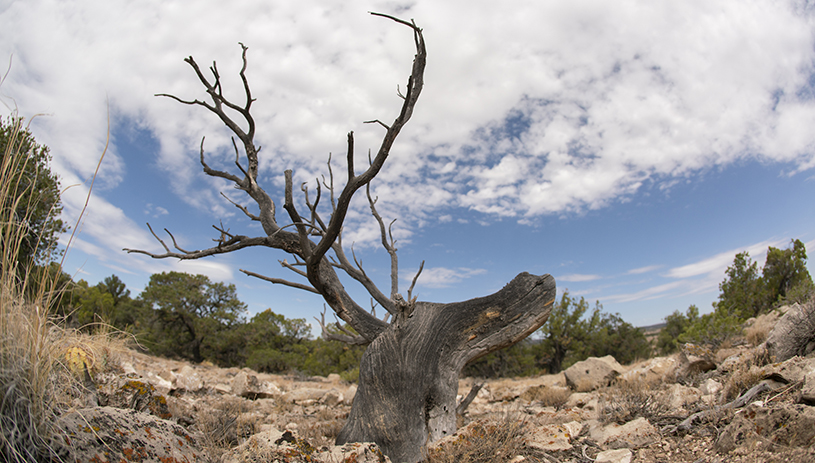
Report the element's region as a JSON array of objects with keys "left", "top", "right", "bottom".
[{"left": 337, "top": 272, "right": 556, "bottom": 463}]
